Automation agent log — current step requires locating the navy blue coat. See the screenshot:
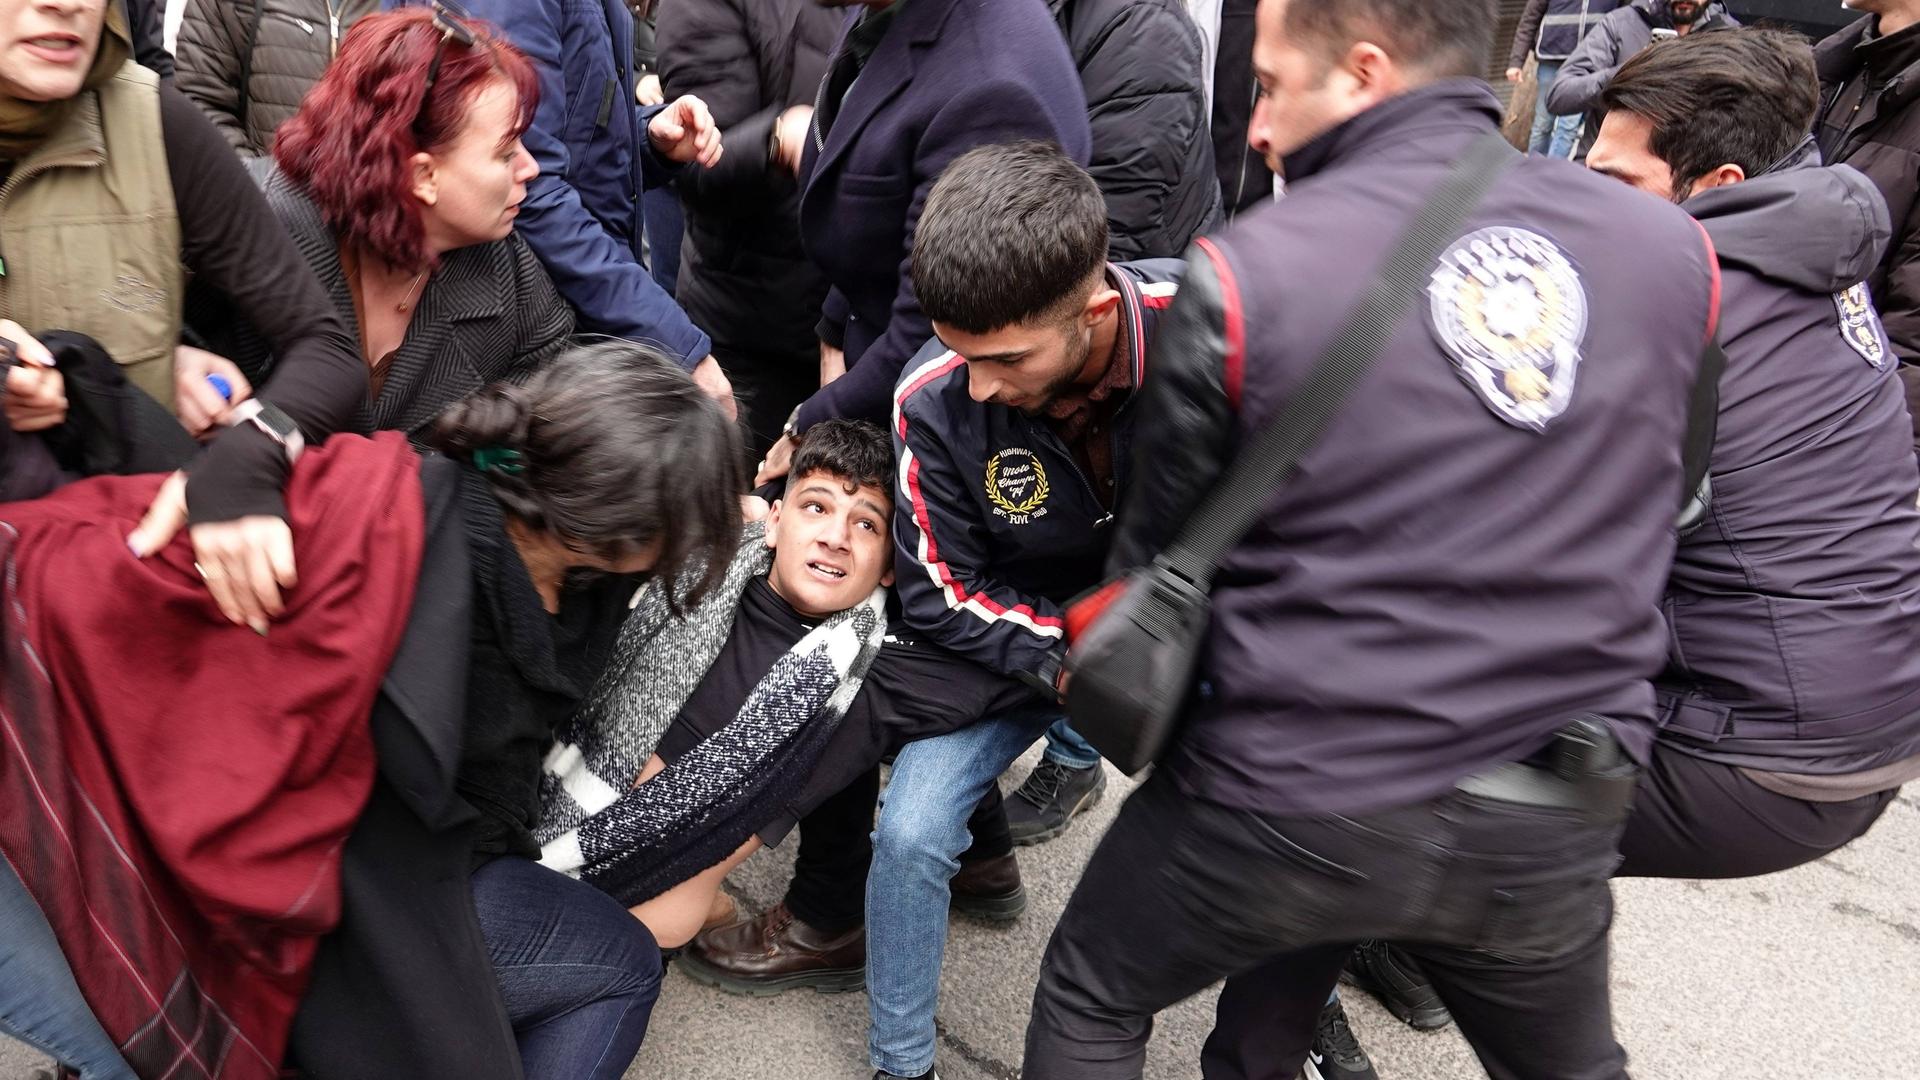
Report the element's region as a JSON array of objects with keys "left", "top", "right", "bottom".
[
  {"left": 441, "top": 0, "right": 710, "bottom": 367},
  {"left": 791, "top": 0, "right": 1092, "bottom": 431},
  {"left": 1661, "top": 141, "right": 1920, "bottom": 777},
  {"left": 1111, "top": 83, "right": 1720, "bottom": 817}
]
